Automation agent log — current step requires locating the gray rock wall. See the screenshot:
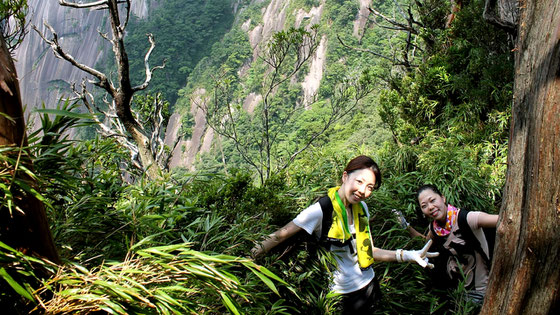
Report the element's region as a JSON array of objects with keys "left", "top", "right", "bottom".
[{"left": 14, "top": 0, "right": 152, "bottom": 112}]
